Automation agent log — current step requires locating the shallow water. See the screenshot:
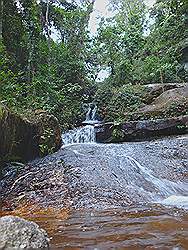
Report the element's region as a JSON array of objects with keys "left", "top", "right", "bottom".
[
  {"left": 36, "top": 207, "right": 188, "bottom": 250},
  {"left": 1, "top": 204, "right": 188, "bottom": 249}
]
